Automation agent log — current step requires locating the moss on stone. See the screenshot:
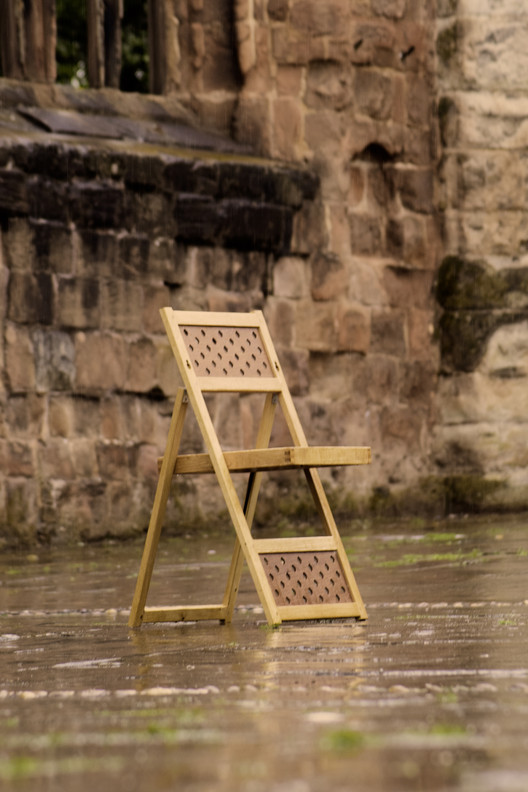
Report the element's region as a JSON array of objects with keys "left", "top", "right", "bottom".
[{"left": 436, "top": 23, "right": 458, "bottom": 65}]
